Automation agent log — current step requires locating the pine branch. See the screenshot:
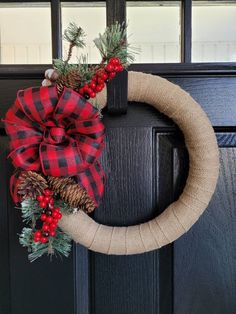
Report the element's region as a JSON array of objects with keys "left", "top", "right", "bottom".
[
  {"left": 76, "top": 54, "right": 96, "bottom": 85},
  {"left": 19, "top": 227, "right": 72, "bottom": 262},
  {"left": 64, "top": 22, "right": 86, "bottom": 64},
  {"left": 48, "top": 229, "right": 72, "bottom": 258},
  {"left": 93, "top": 22, "right": 138, "bottom": 67},
  {"left": 19, "top": 228, "right": 48, "bottom": 262},
  {"left": 52, "top": 22, "right": 138, "bottom": 97},
  {"left": 18, "top": 197, "right": 74, "bottom": 262},
  {"left": 16, "top": 199, "right": 42, "bottom": 226},
  {"left": 53, "top": 59, "right": 79, "bottom": 77},
  {"left": 54, "top": 198, "right": 76, "bottom": 214}
]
